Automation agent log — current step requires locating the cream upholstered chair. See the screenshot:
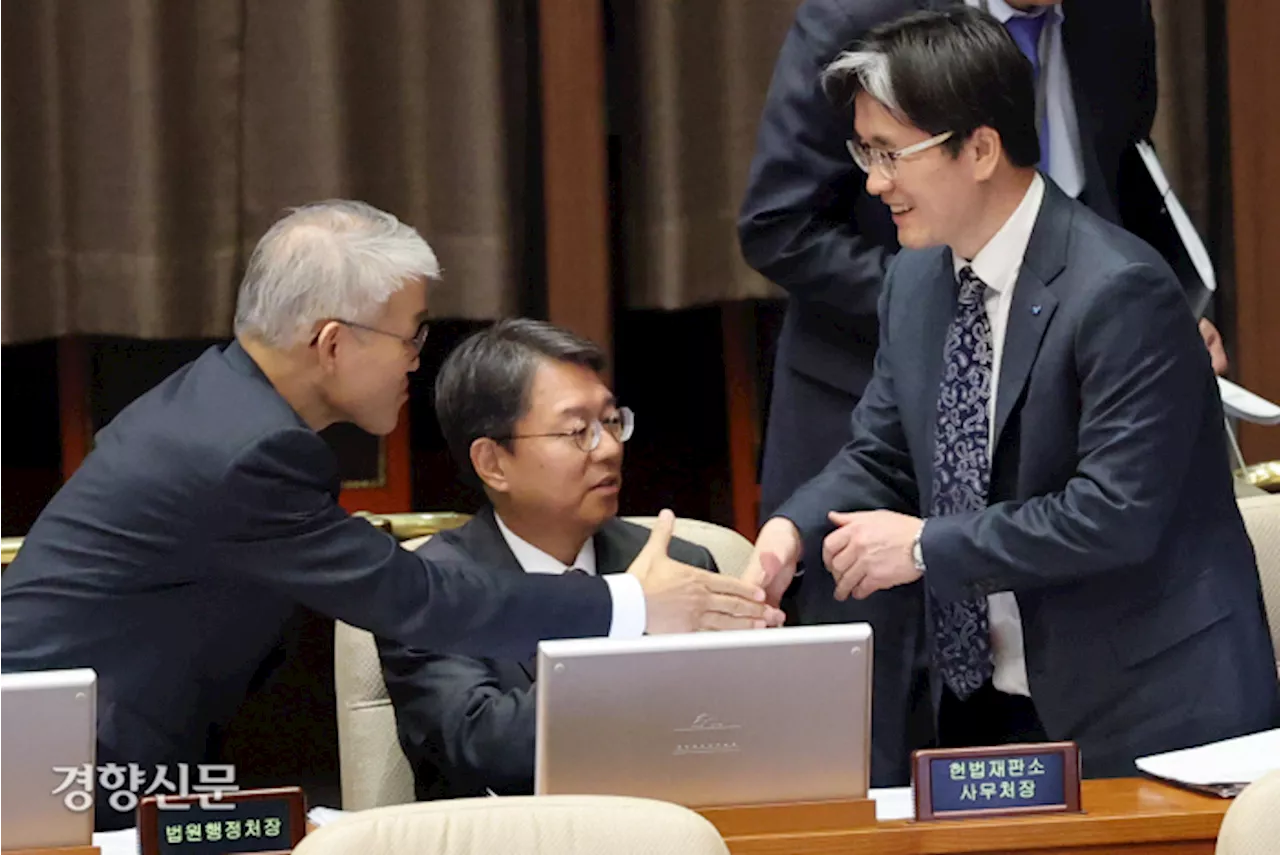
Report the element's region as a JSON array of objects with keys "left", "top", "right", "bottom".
[
  {"left": 336, "top": 515, "right": 472, "bottom": 807},
  {"left": 1238, "top": 494, "right": 1280, "bottom": 664},
  {"left": 623, "top": 516, "right": 755, "bottom": 579},
  {"left": 1214, "top": 769, "right": 1280, "bottom": 855},
  {"left": 334, "top": 617, "right": 415, "bottom": 810},
  {"left": 334, "top": 515, "right": 756, "bottom": 808},
  {"left": 293, "top": 796, "right": 730, "bottom": 855}
]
